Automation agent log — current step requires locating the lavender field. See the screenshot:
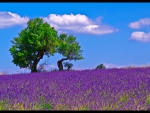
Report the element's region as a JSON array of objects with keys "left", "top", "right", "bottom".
[{"left": 0, "top": 67, "right": 150, "bottom": 110}]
